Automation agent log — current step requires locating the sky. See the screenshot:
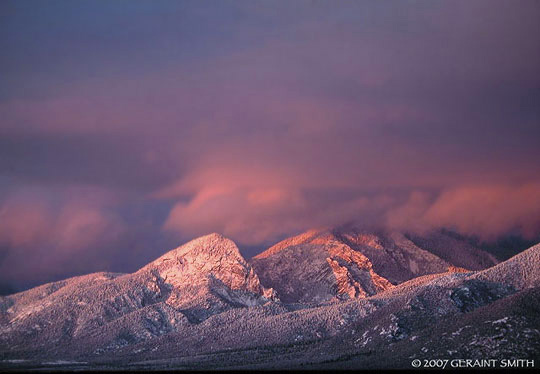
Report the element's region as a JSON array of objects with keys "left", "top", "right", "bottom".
[{"left": 1, "top": 0, "right": 540, "bottom": 292}]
